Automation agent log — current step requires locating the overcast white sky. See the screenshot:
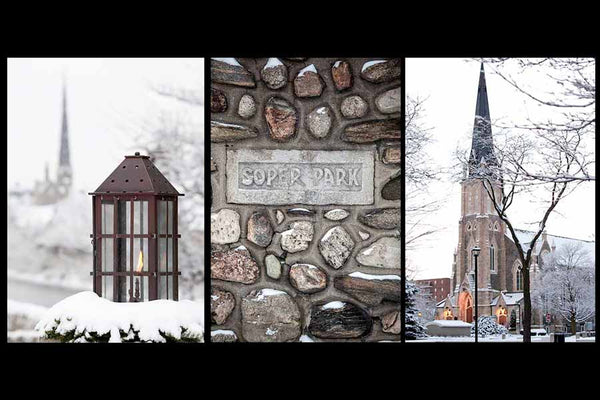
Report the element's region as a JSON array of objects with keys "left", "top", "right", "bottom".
[
  {"left": 406, "top": 58, "right": 595, "bottom": 280},
  {"left": 7, "top": 58, "right": 204, "bottom": 193}
]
